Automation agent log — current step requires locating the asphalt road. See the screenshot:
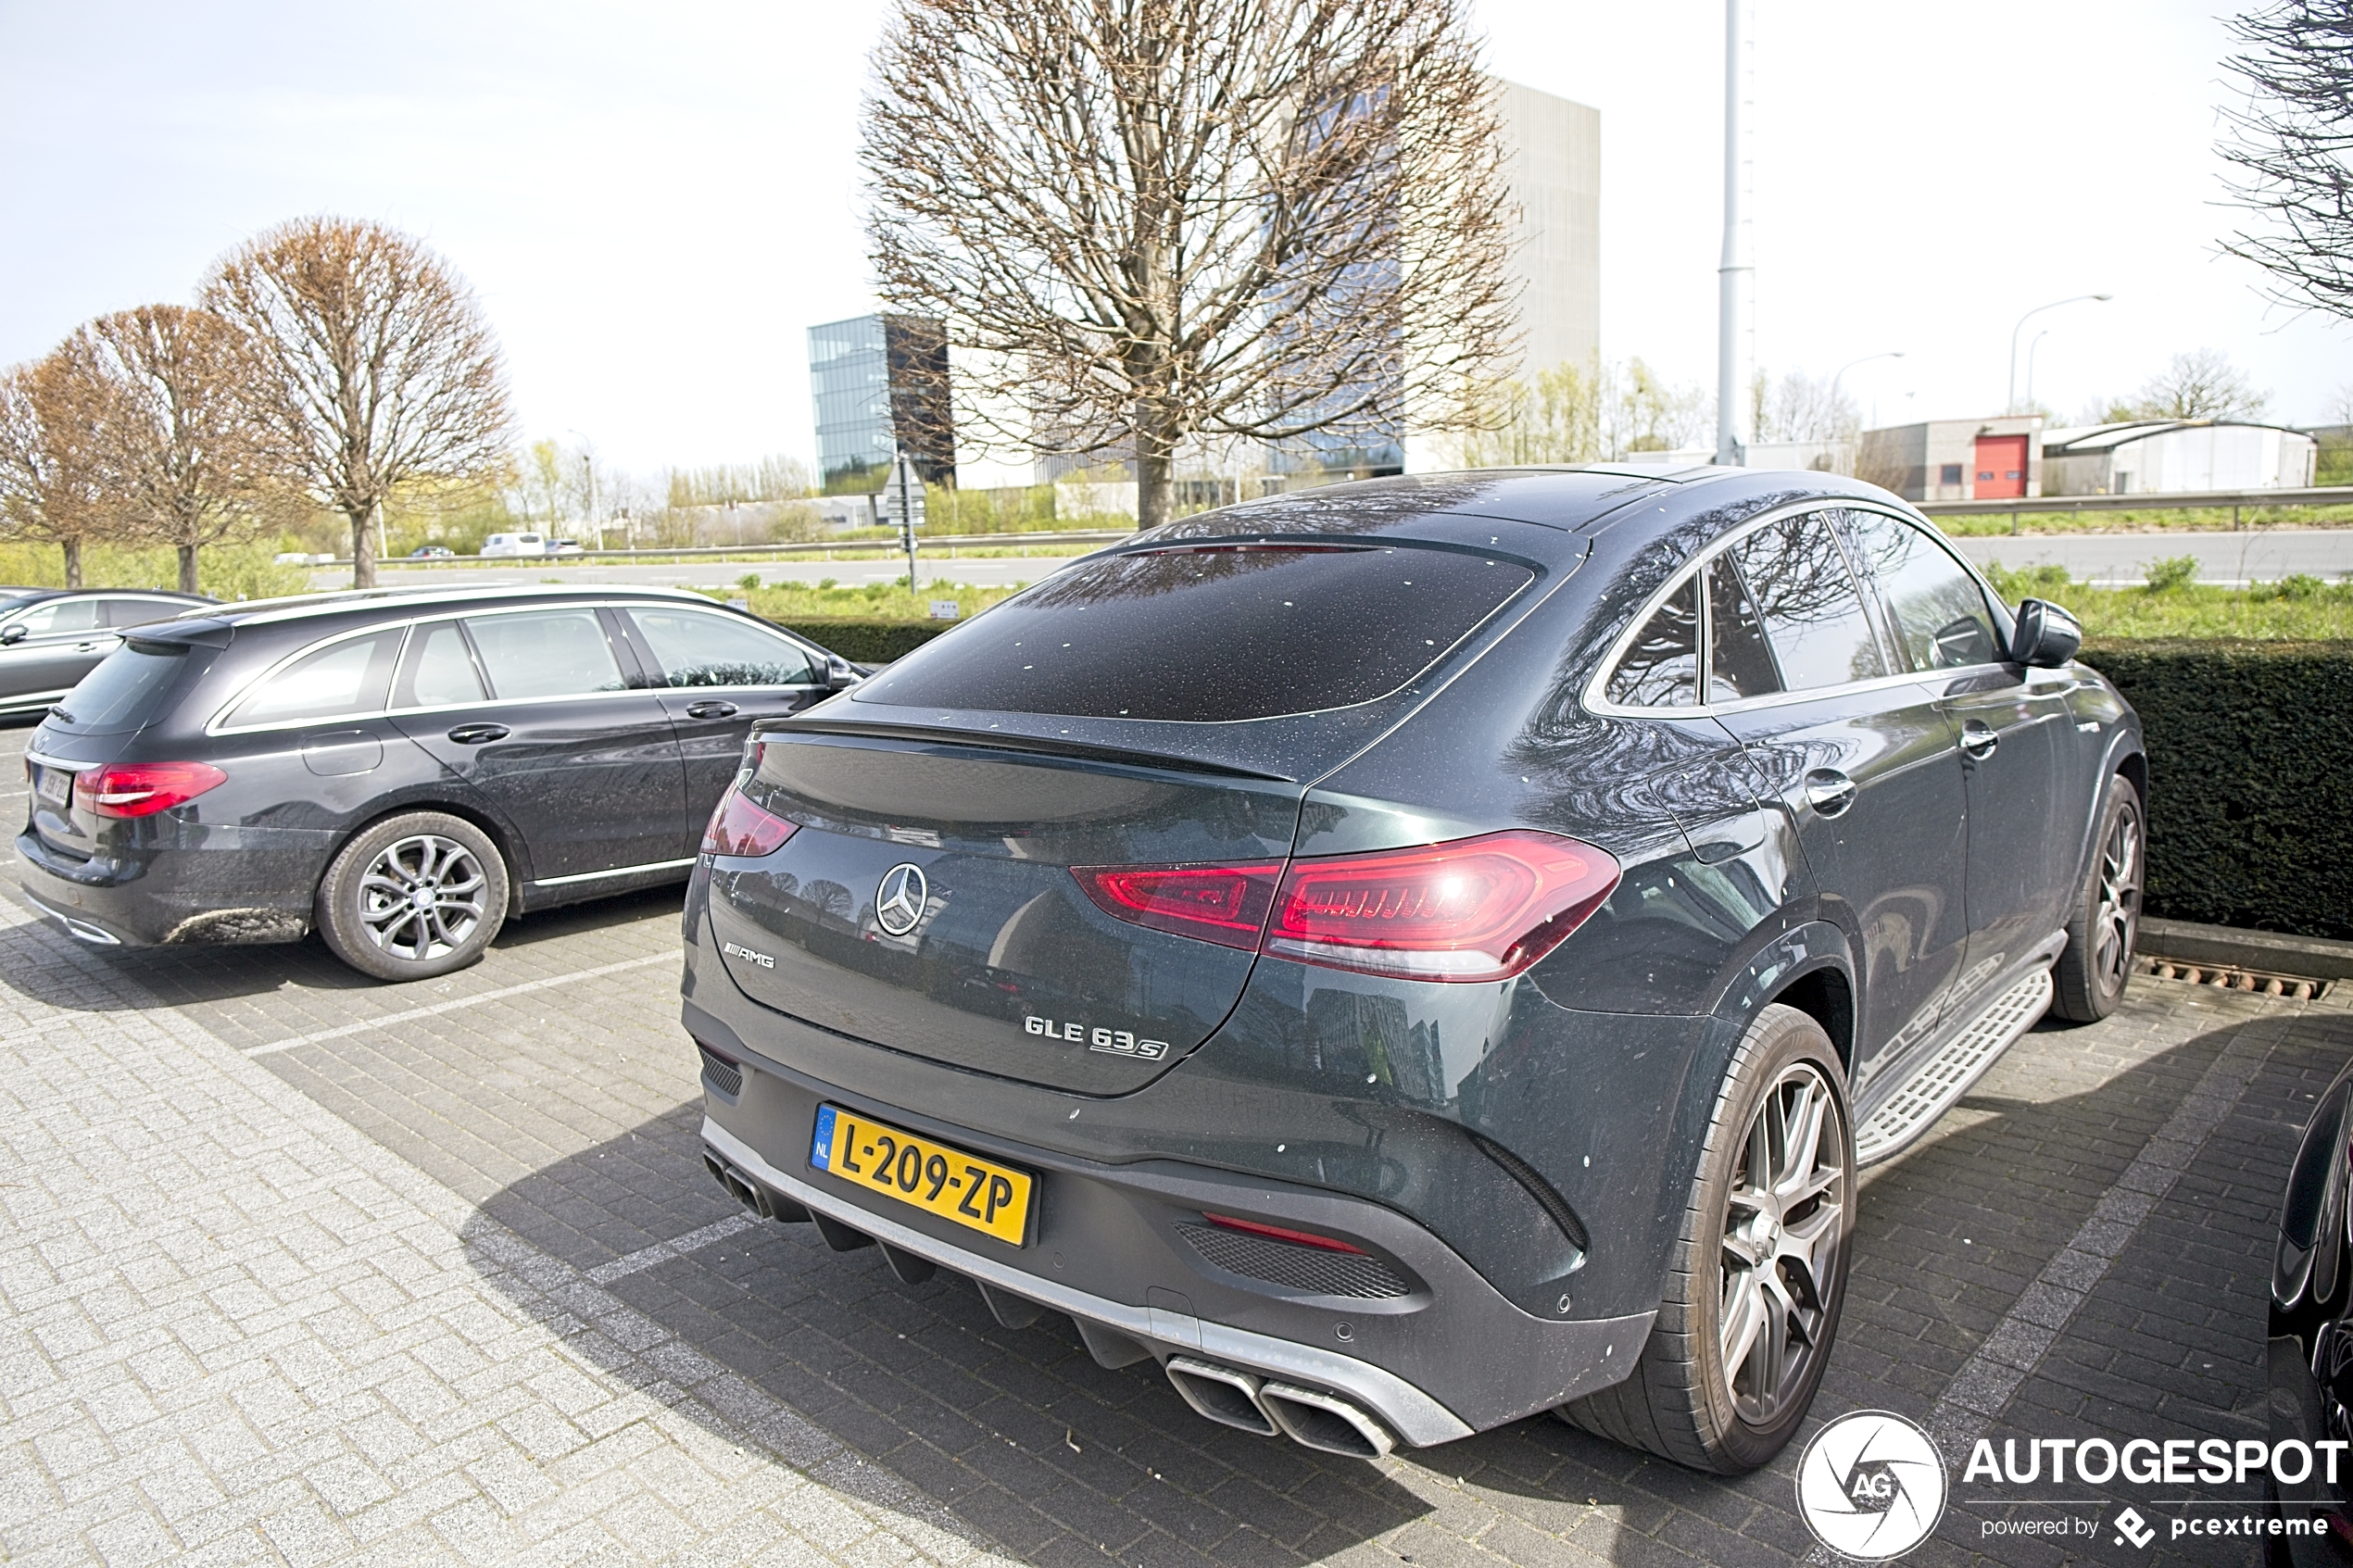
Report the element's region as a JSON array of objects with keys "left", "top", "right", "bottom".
[
  {"left": 316, "top": 527, "right": 2353, "bottom": 598},
  {"left": 1944, "top": 528, "right": 2353, "bottom": 585}
]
